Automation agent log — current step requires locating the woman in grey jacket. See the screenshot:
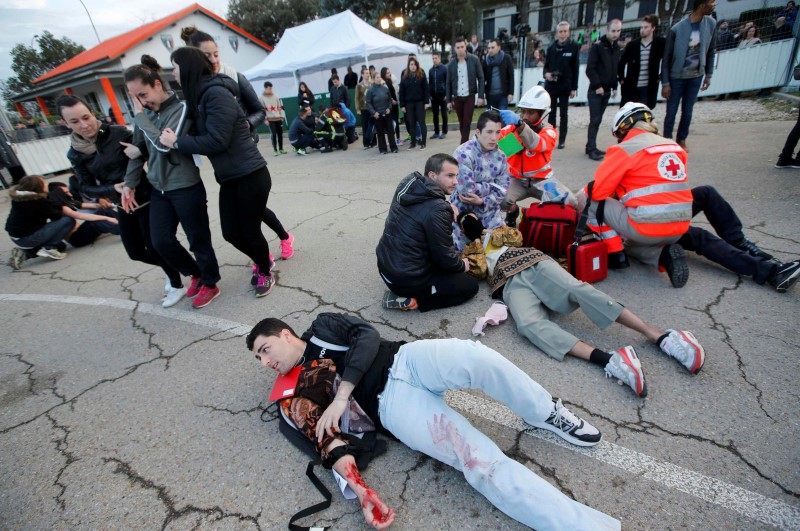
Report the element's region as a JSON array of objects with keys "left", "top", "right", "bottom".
[
  {"left": 123, "top": 56, "right": 222, "bottom": 309},
  {"left": 366, "top": 72, "right": 398, "bottom": 154}
]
